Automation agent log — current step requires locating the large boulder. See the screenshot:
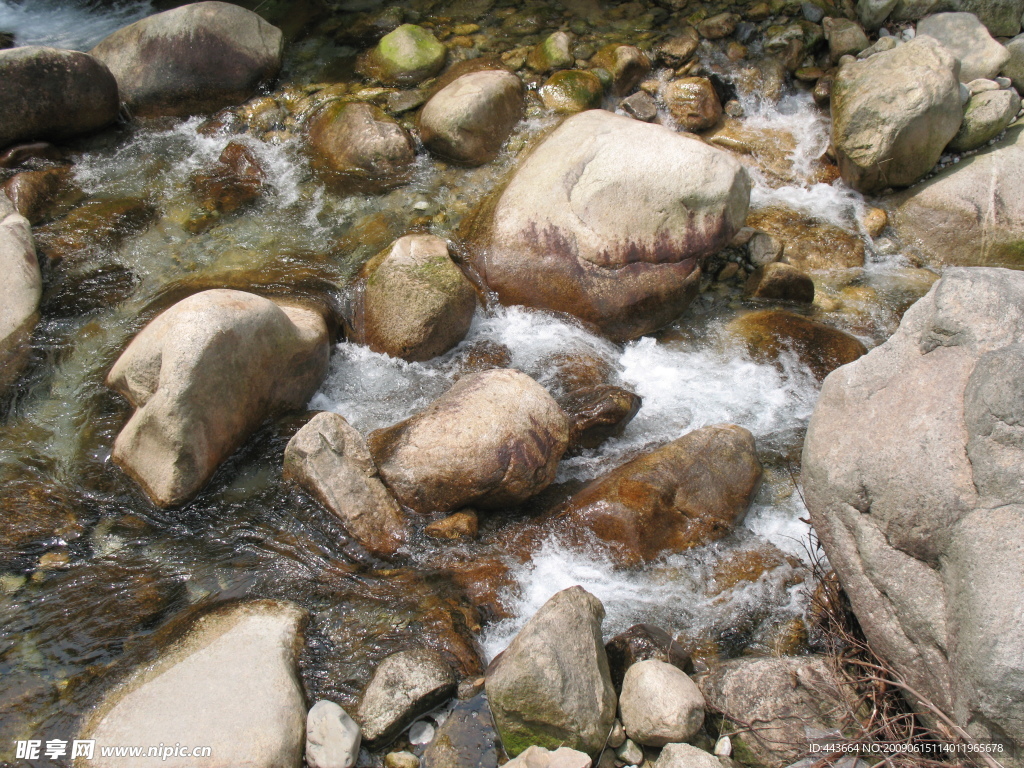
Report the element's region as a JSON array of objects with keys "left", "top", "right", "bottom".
[
  {"left": 890, "top": 125, "right": 1024, "bottom": 266},
  {"left": 831, "top": 36, "right": 962, "bottom": 193},
  {"left": 464, "top": 109, "right": 750, "bottom": 341},
  {"left": 368, "top": 369, "right": 570, "bottom": 515},
  {"left": 698, "top": 656, "right": 855, "bottom": 768},
  {"left": 802, "top": 268, "right": 1024, "bottom": 761},
  {"left": 552, "top": 424, "right": 762, "bottom": 566},
  {"left": 0, "top": 47, "right": 118, "bottom": 149},
  {"left": 90, "top": 1, "right": 282, "bottom": 118},
  {"left": 486, "top": 586, "right": 617, "bottom": 757},
  {"left": 107, "top": 289, "right": 329, "bottom": 507},
  {"left": 77, "top": 600, "right": 307, "bottom": 768},
  {"left": 284, "top": 412, "right": 408, "bottom": 558},
  {"left": 350, "top": 234, "right": 477, "bottom": 362},
  {"left": 892, "top": 0, "right": 1024, "bottom": 36},
  {"left": 418, "top": 70, "right": 525, "bottom": 166},
  {"left": 917, "top": 12, "right": 1010, "bottom": 82},
  {"left": 0, "top": 198, "right": 40, "bottom": 394},
  {"left": 307, "top": 101, "right": 415, "bottom": 190}
]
